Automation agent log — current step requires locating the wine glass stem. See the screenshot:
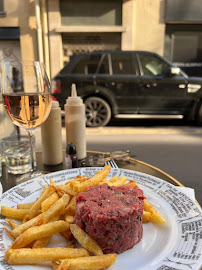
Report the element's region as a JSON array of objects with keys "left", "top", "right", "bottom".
[{"left": 27, "top": 130, "right": 35, "bottom": 172}]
